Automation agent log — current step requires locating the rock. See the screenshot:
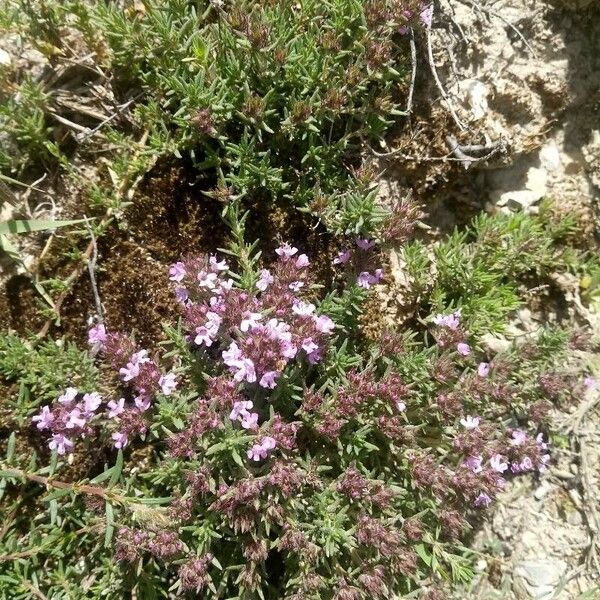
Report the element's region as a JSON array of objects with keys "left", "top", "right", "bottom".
[
  {"left": 533, "top": 482, "right": 553, "bottom": 501},
  {"left": 566, "top": 510, "right": 583, "bottom": 526},
  {"left": 0, "top": 48, "right": 11, "bottom": 66},
  {"left": 513, "top": 558, "right": 567, "bottom": 599},
  {"left": 481, "top": 333, "right": 511, "bottom": 354},
  {"left": 539, "top": 141, "right": 561, "bottom": 173},
  {"left": 466, "top": 80, "right": 489, "bottom": 120}
]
